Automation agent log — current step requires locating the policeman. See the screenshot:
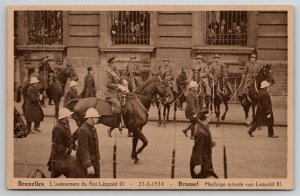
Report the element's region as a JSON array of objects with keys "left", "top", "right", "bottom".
[
  {"left": 64, "top": 81, "right": 79, "bottom": 107},
  {"left": 24, "top": 77, "right": 44, "bottom": 134},
  {"left": 248, "top": 81, "right": 278, "bottom": 138},
  {"left": 124, "top": 55, "right": 142, "bottom": 92},
  {"left": 190, "top": 107, "right": 218, "bottom": 179},
  {"left": 80, "top": 66, "right": 96, "bottom": 98},
  {"left": 192, "top": 55, "right": 211, "bottom": 97},
  {"left": 77, "top": 108, "right": 101, "bottom": 178},
  {"left": 160, "top": 58, "right": 178, "bottom": 93},
  {"left": 209, "top": 54, "right": 233, "bottom": 95},
  {"left": 239, "top": 54, "right": 260, "bottom": 103},
  {"left": 183, "top": 80, "right": 200, "bottom": 139},
  {"left": 47, "top": 108, "right": 79, "bottom": 178}
]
